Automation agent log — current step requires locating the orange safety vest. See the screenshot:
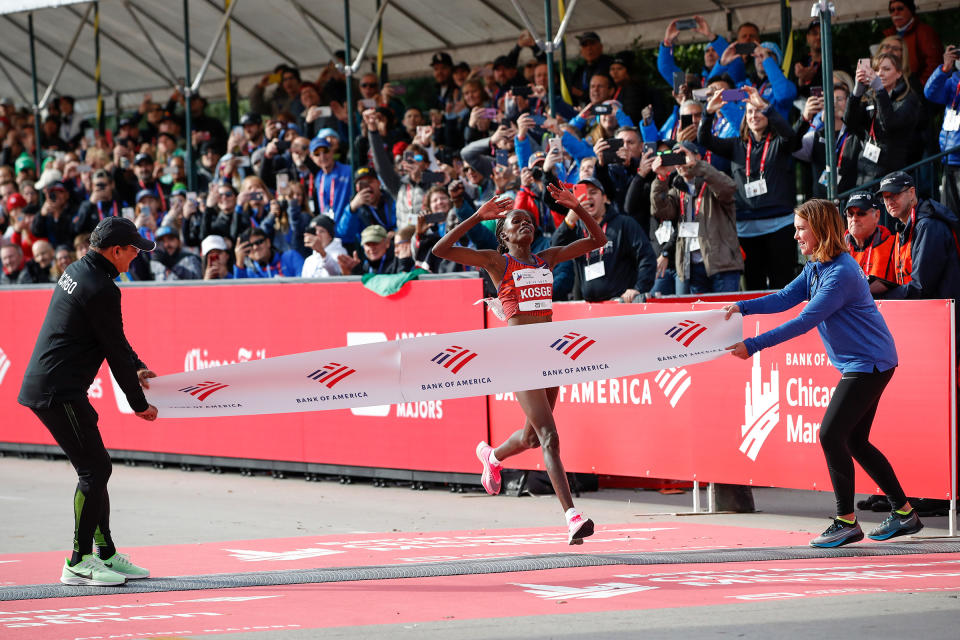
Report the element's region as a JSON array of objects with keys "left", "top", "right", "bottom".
[{"left": 845, "top": 226, "right": 897, "bottom": 283}]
